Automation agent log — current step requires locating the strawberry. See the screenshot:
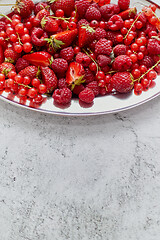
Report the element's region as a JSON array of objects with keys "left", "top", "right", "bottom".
[
  {"left": 46, "top": 29, "right": 78, "bottom": 50},
  {"left": 48, "top": 0, "right": 74, "bottom": 17},
  {"left": 78, "top": 25, "right": 95, "bottom": 48},
  {"left": 14, "top": 0, "right": 35, "bottom": 18},
  {"left": 111, "top": 72, "right": 133, "bottom": 93},
  {"left": 4, "top": 48, "right": 20, "bottom": 63},
  {"left": 36, "top": 9, "right": 50, "bottom": 21},
  {"left": 118, "top": 0, "right": 130, "bottom": 11},
  {"left": 19, "top": 66, "right": 39, "bottom": 79},
  {"left": 119, "top": 7, "right": 137, "bottom": 20},
  {"left": 22, "top": 52, "right": 52, "bottom": 67},
  {"left": 40, "top": 66, "right": 58, "bottom": 93},
  {"left": 0, "top": 45, "right": 4, "bottom": 64},
  {"left": 15, "top": 58, "right": 30, "bottom": 72},
  {"left": 66, "top": 62, "right": 85, "bottom": 90},
  {"left": 0, "top": 63, "right": 15, "bottom": 77},
  {"left": 41, "top": 17, "right": 58, "bottom": 33}
]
